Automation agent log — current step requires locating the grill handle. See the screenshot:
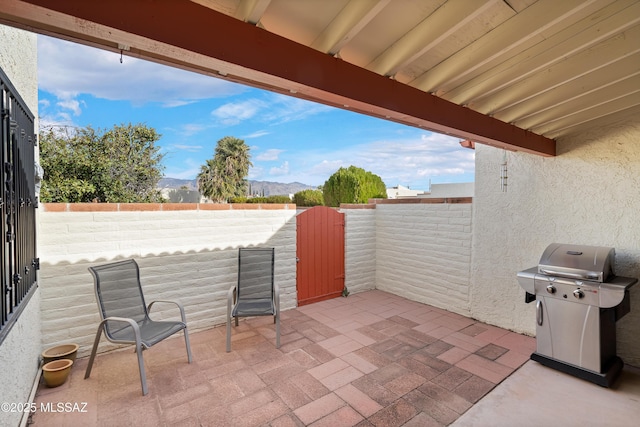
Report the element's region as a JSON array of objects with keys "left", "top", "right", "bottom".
[
  {"left": 538, "top": 268, "right": 599, "bottom": 281},
  {"left": 536, "top": 300, "right": 543, "bottom": 326}
]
